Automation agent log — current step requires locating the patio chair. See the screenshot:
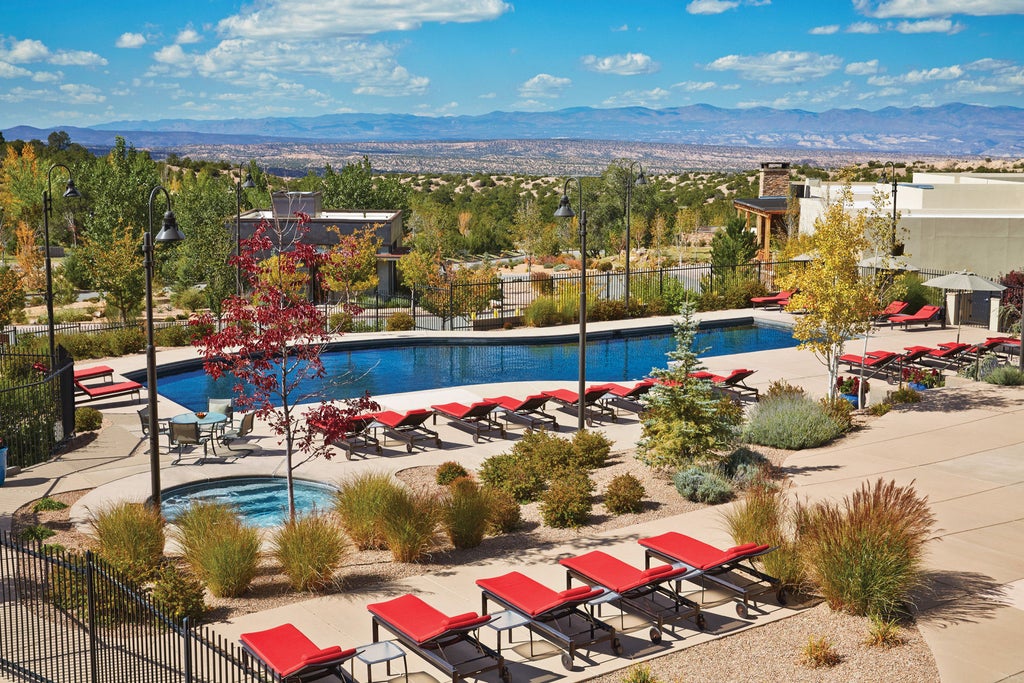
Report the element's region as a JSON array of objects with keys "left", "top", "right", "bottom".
[
  {"left": 898, "top": 346, "right": 934, "bottom": 367},
  {"left": 369, "top": 409, "right": 441, "bottom": 453},
  {"left": 240, "top": 623, "right": 358, "bottom": 682},
  {"left": 431, "top": 401, "right": 506, "bottom": 442},
  {"left": 750, "top": 289, "right": 796, "bottom": 309},
  {"left": 136, "top": 407, "right": 172, "bottom": 451},
  {"left": 169, "top": 421, "right": 213, "bottom": 464},
  {"left": 325, "top": 414, "right": 381, "bottom": 459},
  {"left": 476, "top": 570, "right": 619, "bottom": 671},
  {"left": 542, "top": 386, "right": 615, "bottom": 426},
  {"left": 208, "top": 397, "right": 234, "bottom": 430},
  {"left": 220, "top": 412, "right": 263, "bottom": 457},
  {"left": 366, "top": 594, "right": 509, "bottom": 683},
  {"left": 838, "top": 350, "right": 900, "bottom": 380},
  {"left": 559, "top": 550, "right": 706, "bottom": 643},
  {"left": 889, "top": 304, "right": 943, "bottom": 328},
  {"left": 73, "top": 364, "right": 114, "bottom": 385},
  {"left": 873, "top": 300, "right": 909, "bottom": 324},
  {"left": 591, "top": 379, "right": 656, "bottom": 414},
  {"left": 74, "top": 379, "right": 142, "bottom": 403},
  {"left": 484, "top": 394, "right": 558, "bottom": 432},
  {"left": 638, "top": 532, "right": 785, "bottom": 618},
  {"left": 688, "top": 369, "right": 759, "bottom": 399},
  {"left": 926, "top": 341, "right": 973, "bottom": 368}
]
